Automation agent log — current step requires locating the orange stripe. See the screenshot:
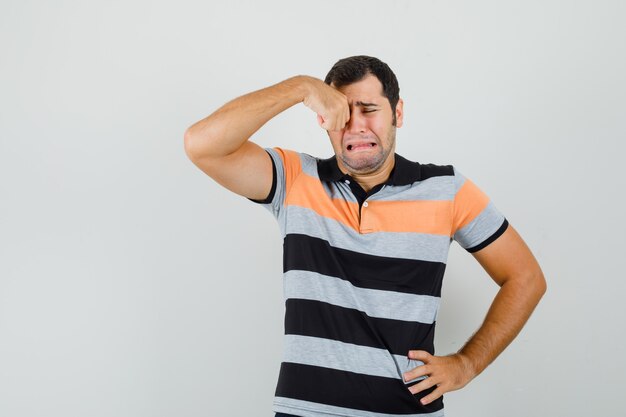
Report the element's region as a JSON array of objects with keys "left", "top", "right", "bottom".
[
  {"left": 285, "top": 171, "right": 455, "bottom": 235},
  {"left": 452, "top": 179, "right": 490, "bottom": 234},
  {"left": 362, "top": 200, "right": 453, "bottom": 235},
  {"left": 274, "top": 147, "right": 303, "bottom": 195},
  {"left": 285, "top": 172, "right": 361, "bottom": 231},
  {"left": 278, "top": 149, "right": 480, "bottom": 236}
]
